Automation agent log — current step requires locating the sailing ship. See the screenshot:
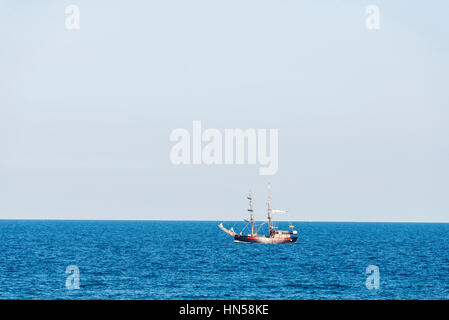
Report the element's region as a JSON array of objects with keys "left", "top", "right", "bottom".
[{"left": 218, "top": 185, "right": 298, "bottom": 244}]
